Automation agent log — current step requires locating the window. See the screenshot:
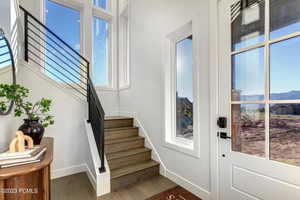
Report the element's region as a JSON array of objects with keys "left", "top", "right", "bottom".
[
  {"left": 45, "top": 0, "right": 81, "bottom": 83},
  {"left": 42, "top": 0, "right": 116, "bottom": 89},
  {"left": 231, "top": 0, "right": 300, "bottom": 166},
  {"left": 176, "top": 36, "right": 193, "bottom": 140},
  {"left": 93, "top": 0, "right": 111, "bottom": 11},
  {"left": 164, "top": 21, "right": 199, "bottom": 156},
  {"left": 93, "top": 17, "right": 110, "bottom": 86}
]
